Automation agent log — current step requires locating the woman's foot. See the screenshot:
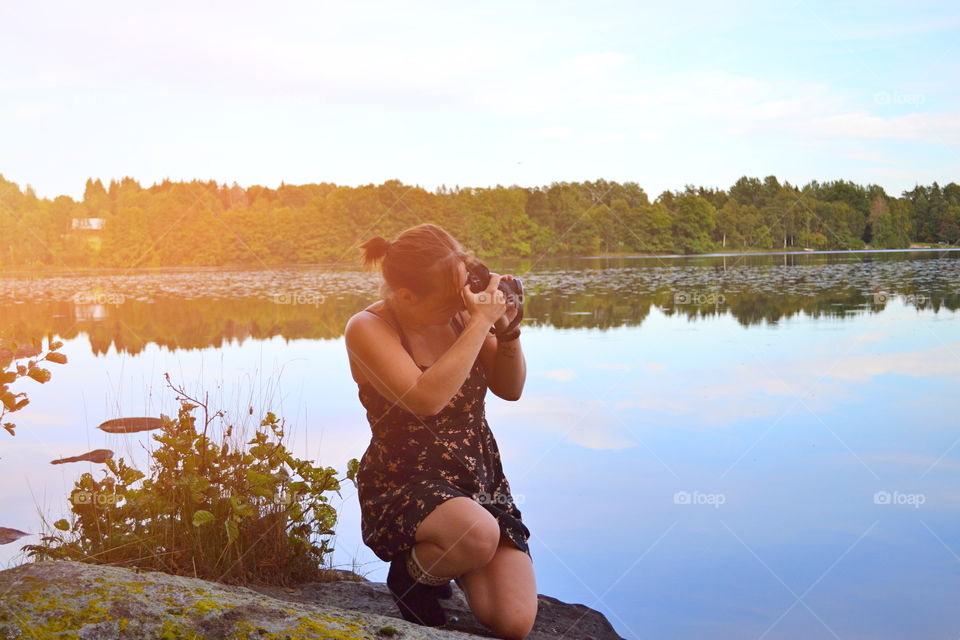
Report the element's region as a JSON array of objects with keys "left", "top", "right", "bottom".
[
  {"left": 435, "top": 580, "right": 453, "bottom": 599},
  {"left": 386, "top": 552, "right": 447, "bottom": 626}
]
